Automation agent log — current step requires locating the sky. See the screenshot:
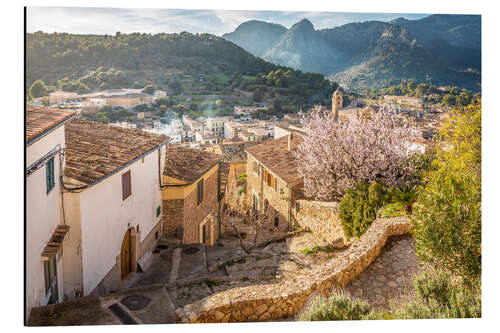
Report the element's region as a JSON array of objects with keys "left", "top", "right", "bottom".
[{"left": 27, "top": 7, "right": 430, "bottom": 36}]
